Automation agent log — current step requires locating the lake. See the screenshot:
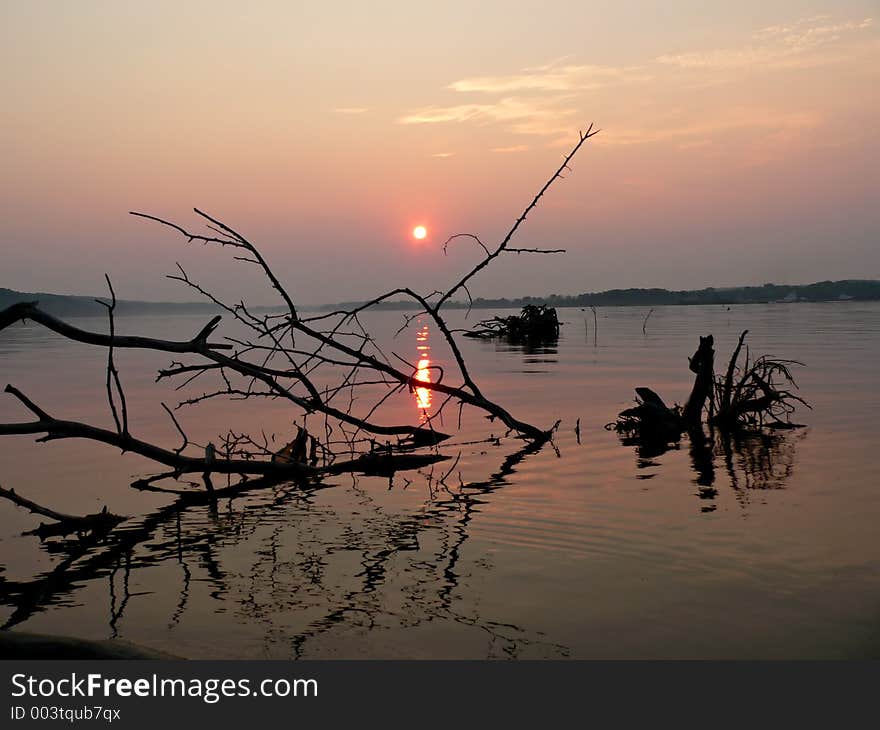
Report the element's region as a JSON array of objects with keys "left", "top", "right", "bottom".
[{"left": 1, "top": 302, "right": 879, "bottom": 658}]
